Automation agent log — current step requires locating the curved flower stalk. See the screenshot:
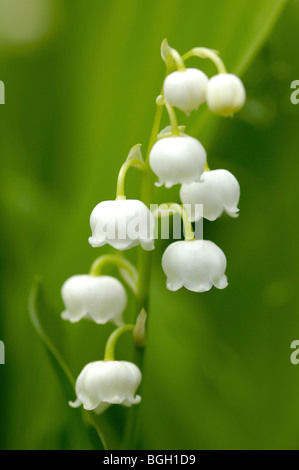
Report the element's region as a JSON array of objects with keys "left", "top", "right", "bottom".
[
  {"left": 56, "top": 38, "right": 245, "bottom": 449},
  {"left": 180, "top": 169, "right": 240, "bottom": 221},
  {"left": 152, "top": 202, "right": 195, "bottom": 241},
  {"left": 90, "top": 254, "right": 139, "bottom": 294}
]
